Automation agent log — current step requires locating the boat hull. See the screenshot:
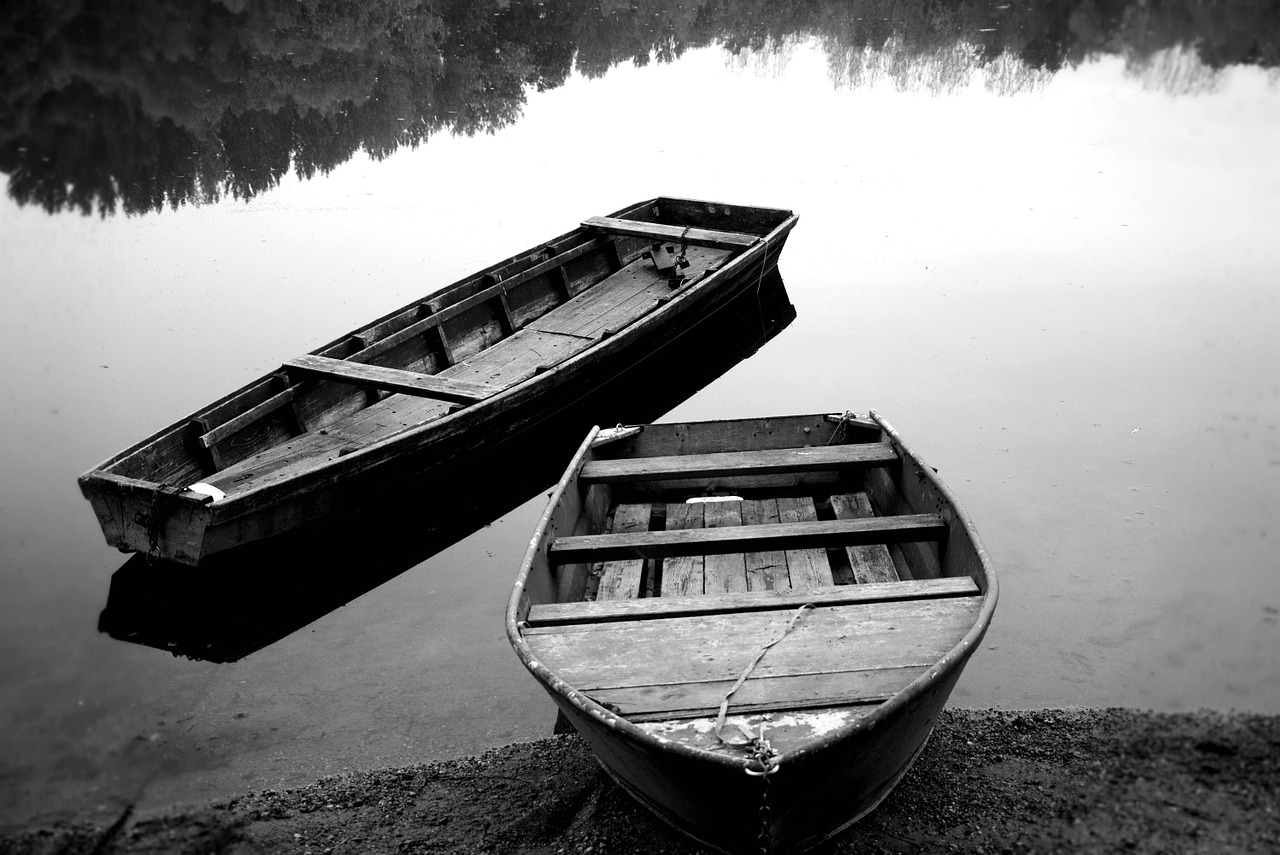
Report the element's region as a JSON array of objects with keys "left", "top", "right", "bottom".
[
  {"left": 508, "top": 412, "right": 998, "bottom": 853},
  {"left": 80, "top": 199, "right": 796, "bottom": 564},
  {"left": 542, "top": 637, "right": 977, "bottom": 854}
]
